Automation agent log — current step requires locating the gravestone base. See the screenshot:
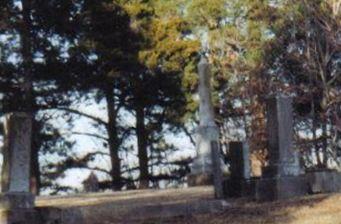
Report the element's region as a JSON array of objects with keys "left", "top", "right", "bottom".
[
  {"left": 223, "top": 171, "right": 341, "bottom": 201},
  {"left": 306, "top": 171, "right": 341, "bottom": 194},
  {"left": 255, "top": 176, "right": 308, "bottom": 201},
  {"left": 224, "top": 177, "right": 306, "bottom": 201},
  {"left": 225, "top": 176, "right": 307, "bottom": 202},
  {"left": 187, "top": 173, "right": 213, "bottom": 186},
  {"left": 0, "top": 193, "right": 37, "bottom": 224},
  {"left": 0, "top": 193, "right": 34, "bottom": 210},
  {"left": 223, "top": 178, "right": 257, "bottom": 198},
  {"left": 0, "top": 208, "right": 40, "bottom": 224}
]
